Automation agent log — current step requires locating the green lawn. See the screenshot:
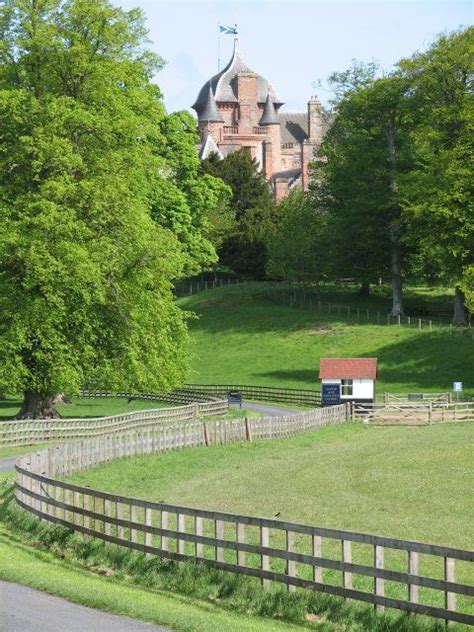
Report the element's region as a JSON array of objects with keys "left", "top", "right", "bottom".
[
  {"left": 179, "top": 284, "right": 473, "bottom": 395},
  {"left": 68, "top": 422, "right": 472, "bottom": 549},
  {"left": 0, "top": 396, "right": 176, "bottom": 421},
  {"left": 66, "top": 422, "right": 473, "bottom": 621}
]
